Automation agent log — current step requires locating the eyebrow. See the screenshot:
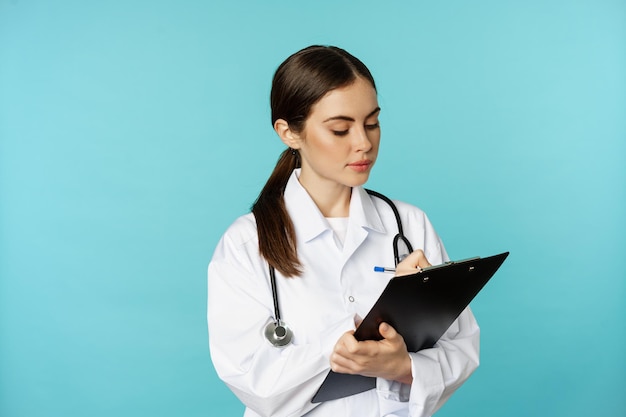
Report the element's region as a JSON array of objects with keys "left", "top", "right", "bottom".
[{"left": 322, "top": 107, "right": 381, "bottom": 123}]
